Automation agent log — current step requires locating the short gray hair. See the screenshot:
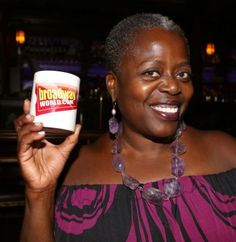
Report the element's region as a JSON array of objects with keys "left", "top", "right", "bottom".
[{"left": 105, "top": 13, "right": 189, "bottom": 76}]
